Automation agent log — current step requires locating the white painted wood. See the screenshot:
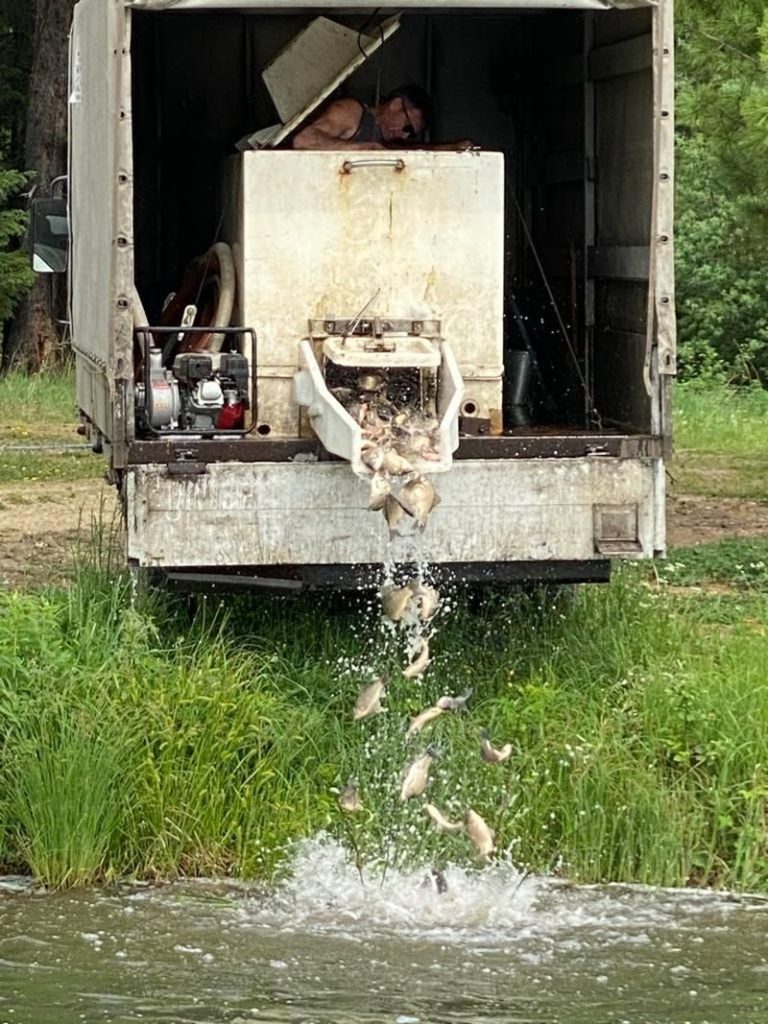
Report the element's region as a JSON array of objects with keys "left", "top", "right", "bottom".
[
  {"left": 242, "top": 14, "right": 401, "bottom": 150},
  {"left": 126, "top": 456, "right": 662, "bottom": 567},
  {"left": 223, "top": 150, "right": 504, "bottom": 437}
]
